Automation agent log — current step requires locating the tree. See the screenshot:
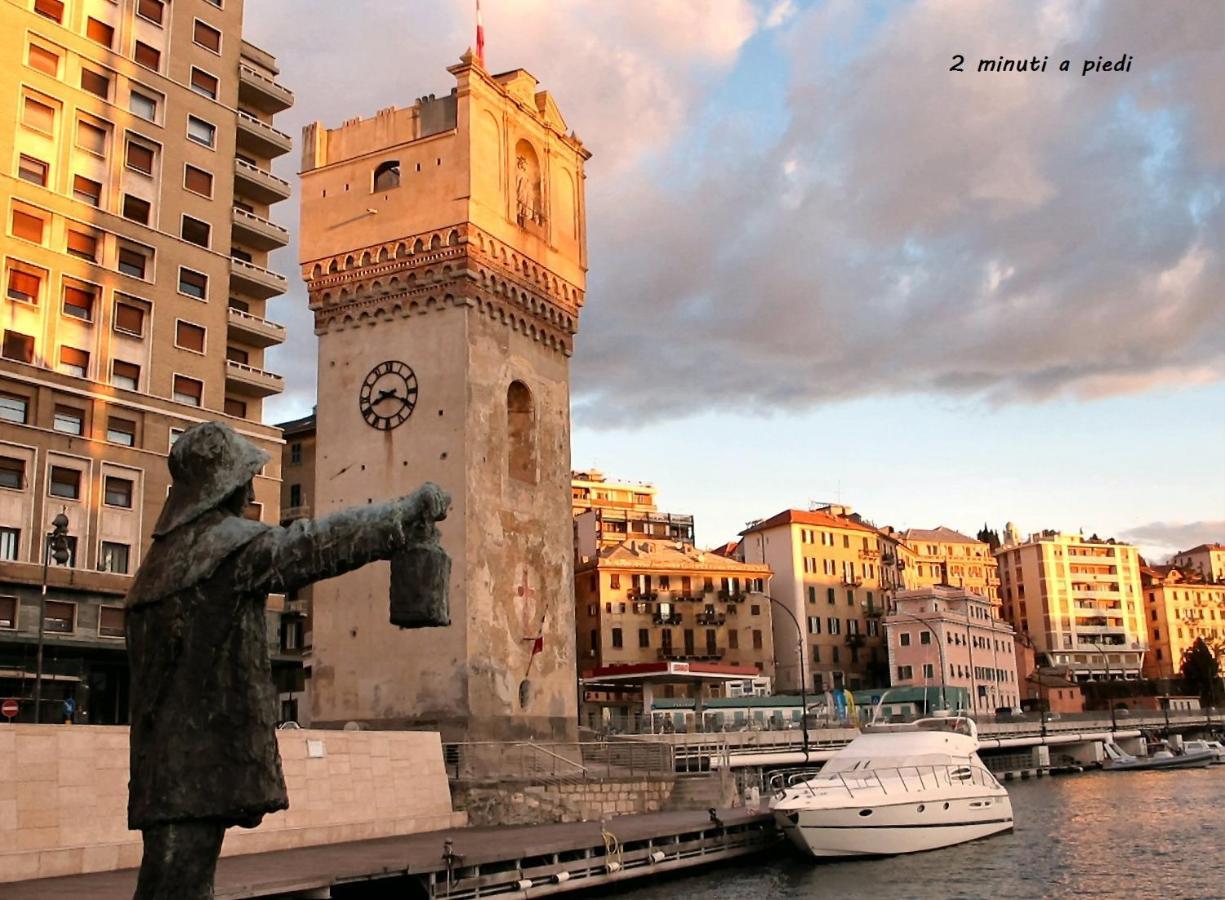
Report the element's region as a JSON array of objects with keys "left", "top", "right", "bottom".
[
  {"left": 1180, "top": 638, "right": 1223, "bottom": 706},
  {"left": 976, "top": 524, "right": 1001, "bottom": 551}
]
